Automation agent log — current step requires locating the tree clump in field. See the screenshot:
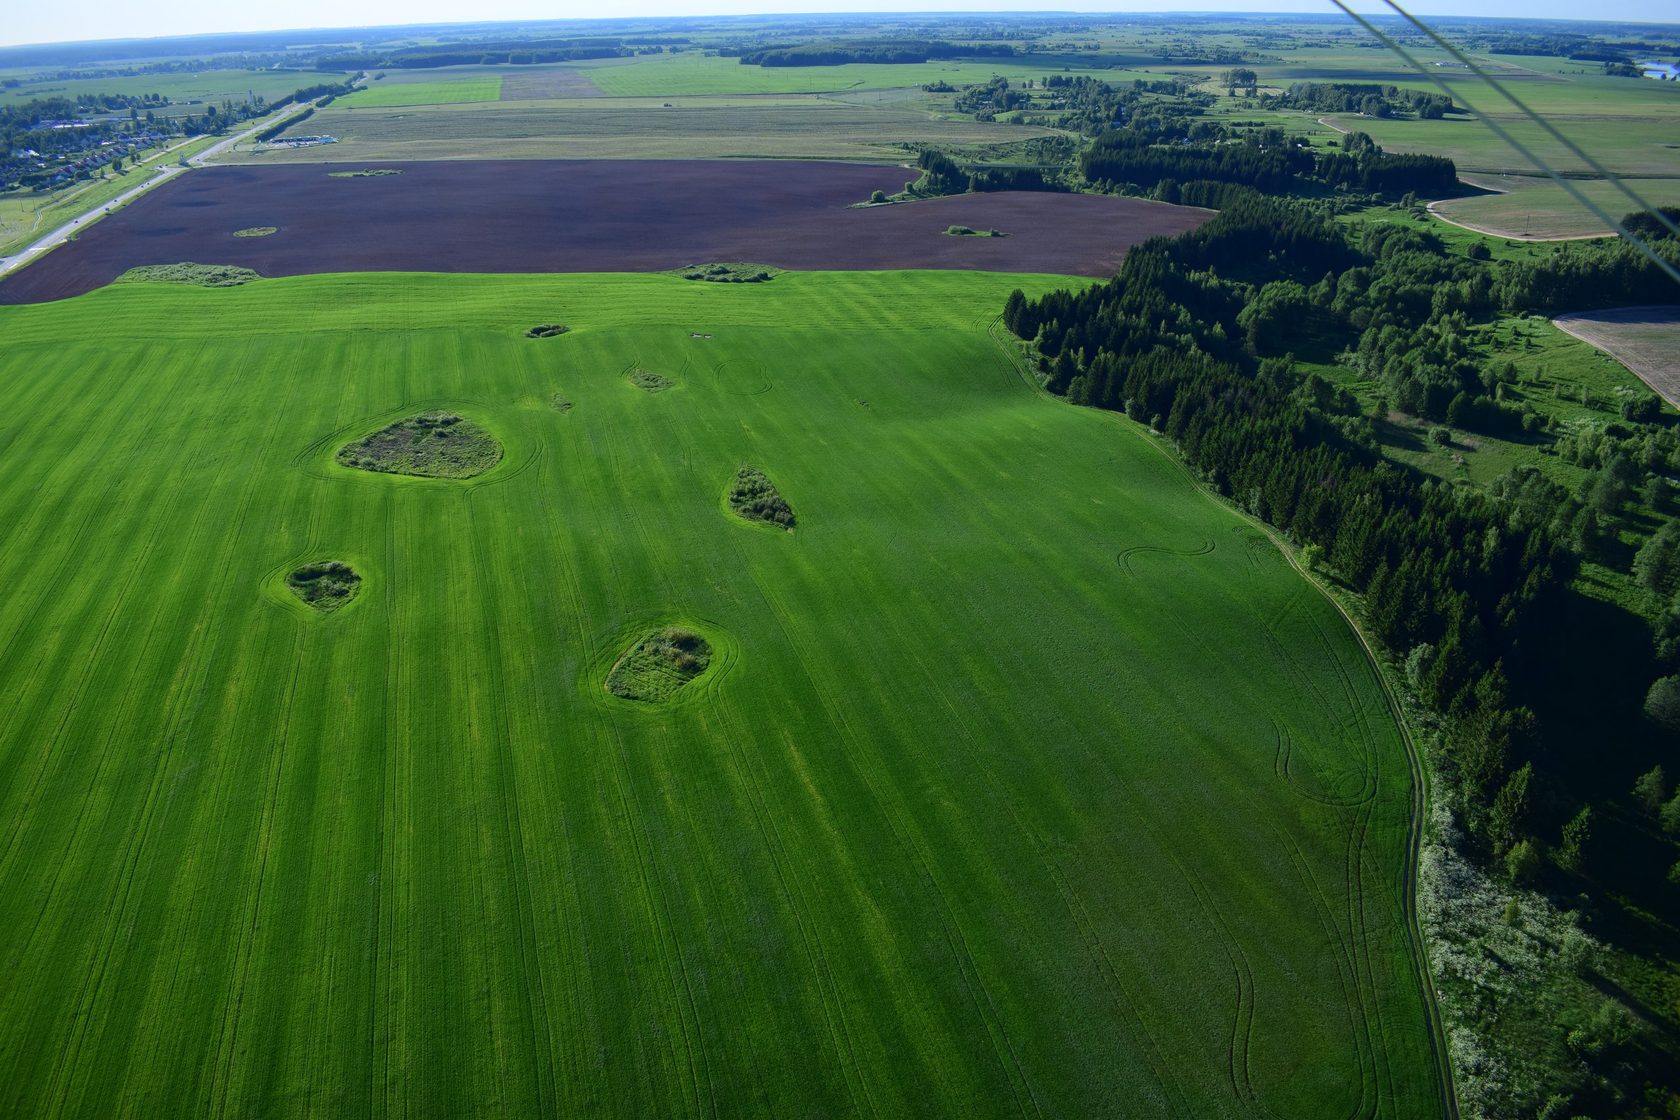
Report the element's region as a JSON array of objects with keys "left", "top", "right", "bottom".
[
  {"left": 726, "top": 466, "right": 795, "bottom": 529},
  {"left": 232, "top": 226, "right": 278, "bottom": 238},
  {"left": 328, "top": 168, "right": 403, "bottom": 178},
  {"left": 336, "top": 411, "right": 502, "bottom": 478},
  {"left": 285, "top": 561, "right": 361, "bottom": 612},
  {"left": 117, "top": 262, "right": 261, "bottom": 287},
  {"left": 677, "top": 262, "right": 779, "bottom": 283},
  {"left": 550, "top": 393, "right": 573, "bottom": 413},
  {"left": 605, "top": 627, "right": 713, "bottom": 702},
  {"left": 526, "top": 323, "right": 569, "bottom": 338},
  {"left": 944, "top": 225, "right": 1005, "bottom": 237},
  {"left": 628, "top": 369, "right": 674, "bottom": 393}
]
